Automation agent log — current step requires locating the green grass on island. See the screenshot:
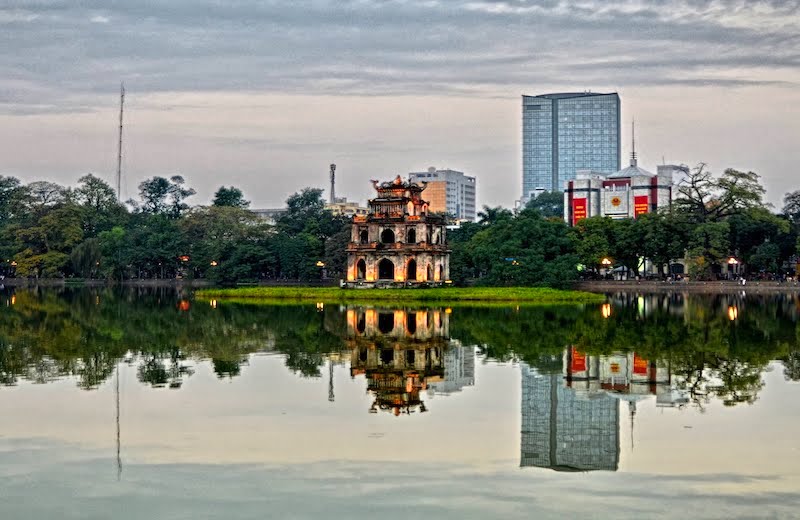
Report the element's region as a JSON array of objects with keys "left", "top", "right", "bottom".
[{"left": 195, "top": 286, "right": 604, "bottom": 305}]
